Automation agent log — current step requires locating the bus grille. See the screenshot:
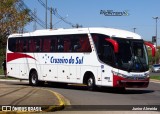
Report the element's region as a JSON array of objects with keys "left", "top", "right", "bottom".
[{"left": 126, "top": 76, "right": 147, "bottom": 80}]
